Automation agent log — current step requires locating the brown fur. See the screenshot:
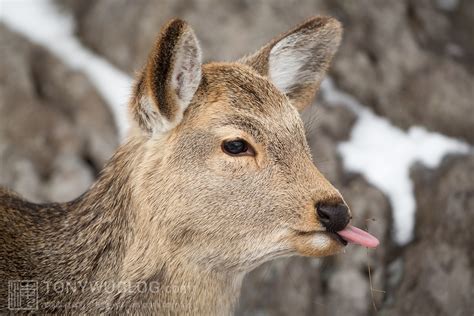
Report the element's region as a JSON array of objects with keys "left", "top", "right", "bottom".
[{"left": 1, "top": 17, "right": 346, "bottom": 314}]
